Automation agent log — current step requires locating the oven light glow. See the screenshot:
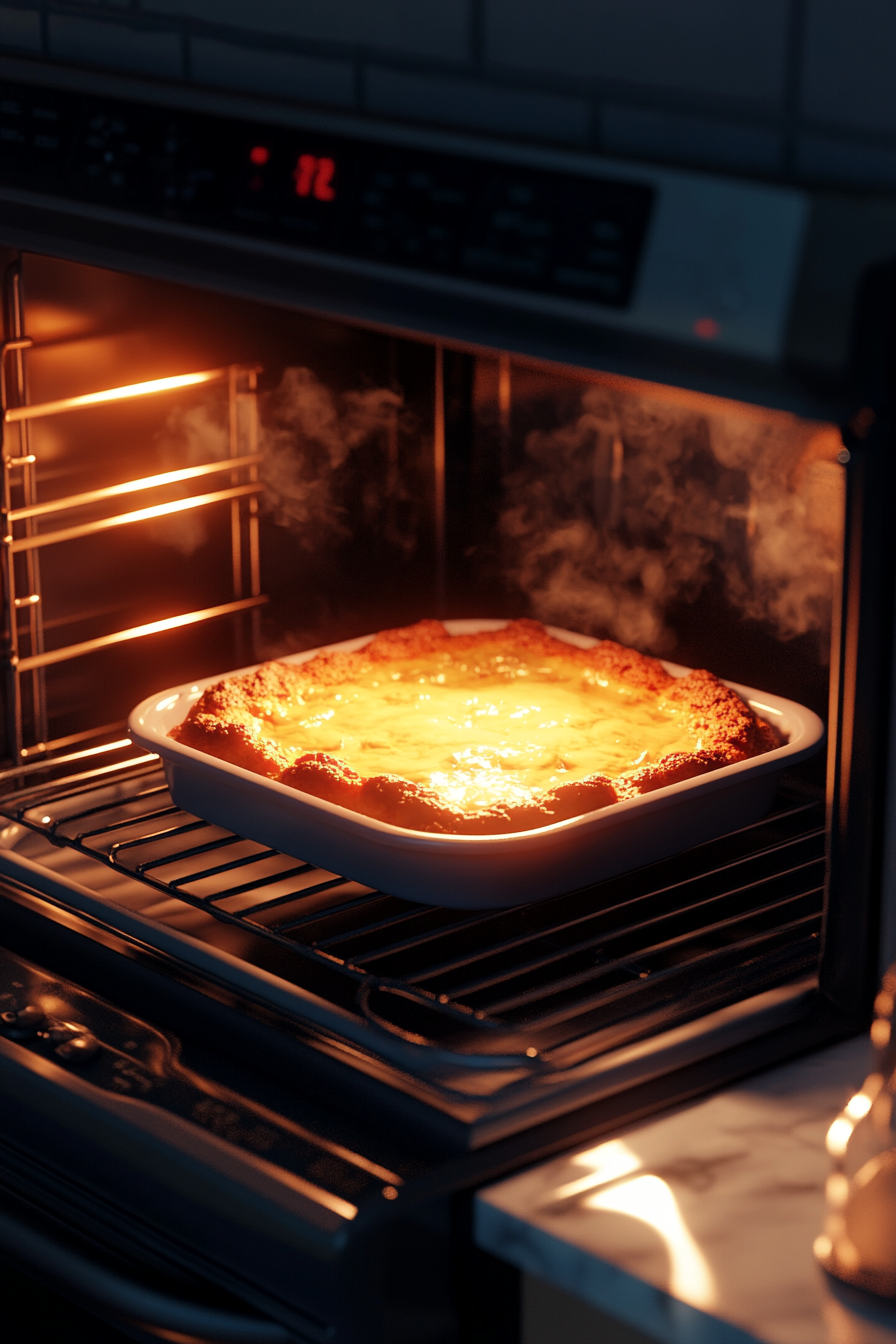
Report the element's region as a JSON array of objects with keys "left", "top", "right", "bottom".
[
  {"left": 551, "top": 1139, "right": 641, "bottom": 1201},
  {"left": 586, "top": 1174, "right": 716, "bottom": 1309},
  {"left": 15, "top": 603, "right": 264, "bottom": 674},
  {"left": 293, "top": 154, "right": 337, "bottom": 201},
  {"left": 826, "top": 1172, "right": 850, "bottom": 1207},
  {"left": 826, "top": 1116, "right": 854, "bottom": 1157},
  {"left": 249, "top": 145, "right": 270, "bottom": 166},
  {"left": 155, "top": 694, "right": 181, "bottom": 713},
  {"left": 845, "top": 1092, "right": 873, "bottom": 1120},
  {"left": 8, "top": 454, "right": 262, "bottom": 525},
  {"left": 814, "top": 1234, "right": 833, "bottom": 1261},
  {"left": 871, "top": 1018, "right": 891, "bottom": 1047},
  {"left": 4, "top": 369, "right": 225, "bottom": 424},
  {"left": 6, "top": 482, "right": 264, "bottom": 554}
]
